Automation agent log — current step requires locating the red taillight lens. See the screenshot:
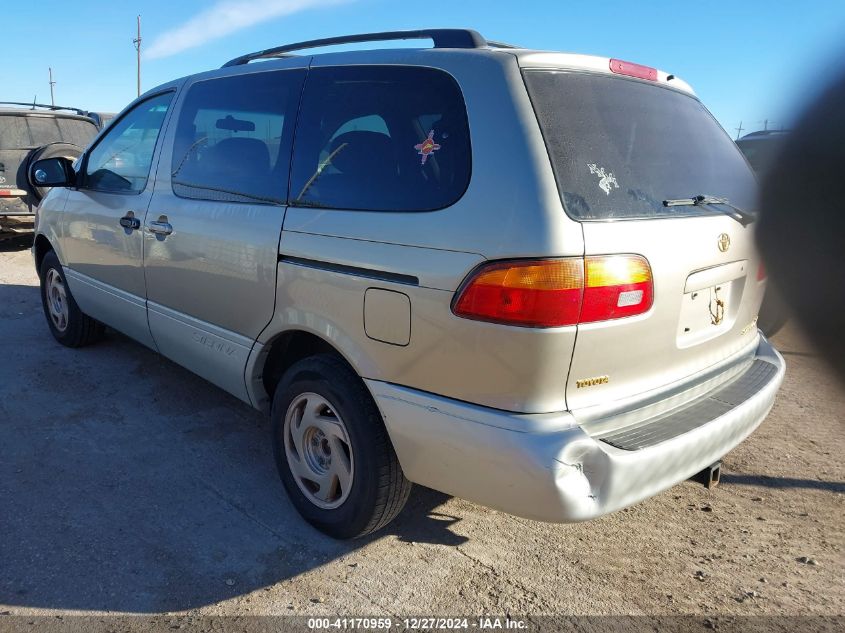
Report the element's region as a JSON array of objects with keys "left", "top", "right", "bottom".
[
  {"left": 453, "top": 259, "right": 584, "bottom": 327},
  {"left": 757, "top": 261, "right": 767, "bottom": 281},
  {"left": 453, "top": 255, "right": 653, "bottom": 328},
  {"left": 609, "top": 58, "right": 658, "bottom": 81},
  {"left": 581, "top": 255, "right": 654, "bottom": 323}
]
